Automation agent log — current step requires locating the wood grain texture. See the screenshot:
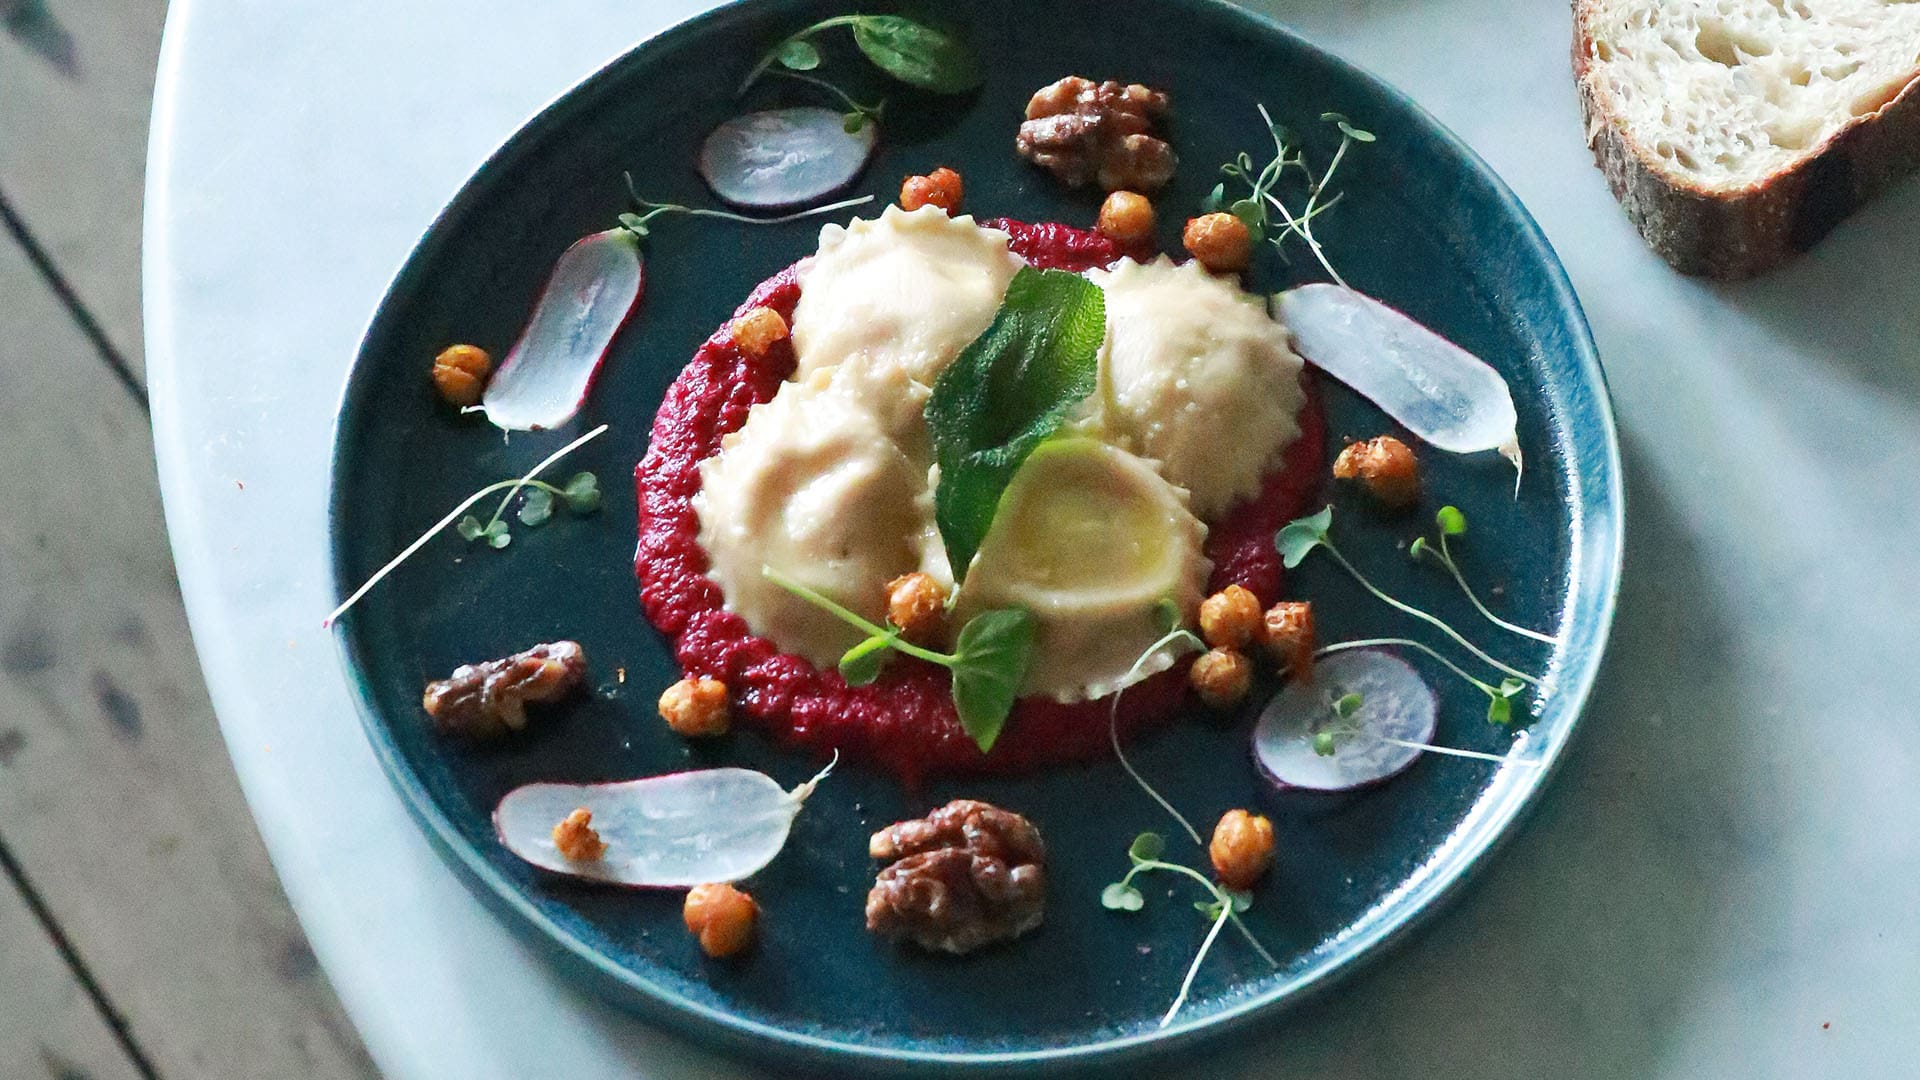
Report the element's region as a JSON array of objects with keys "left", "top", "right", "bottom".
[
  {"left": 0, "top": 0, "right": 167, "bottom": 376},
  {"left": 0, "top": 234, "right": 379, "bottom": 1079},
  {"left": 0, "top": 863, "right": 147, "bottom": 1080}
]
